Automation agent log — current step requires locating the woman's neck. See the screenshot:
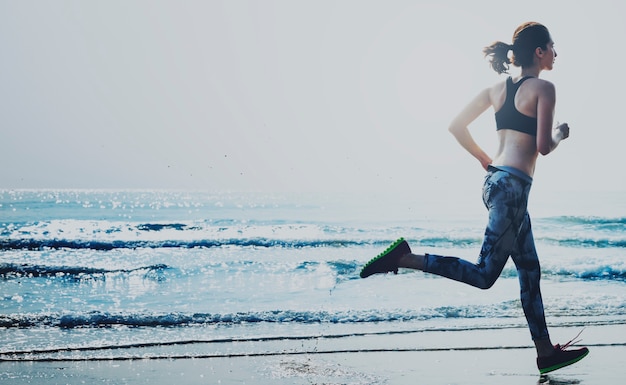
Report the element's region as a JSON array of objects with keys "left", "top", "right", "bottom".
[{"left": 521, "top": 65, "right": 541, "bottom": 78}]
